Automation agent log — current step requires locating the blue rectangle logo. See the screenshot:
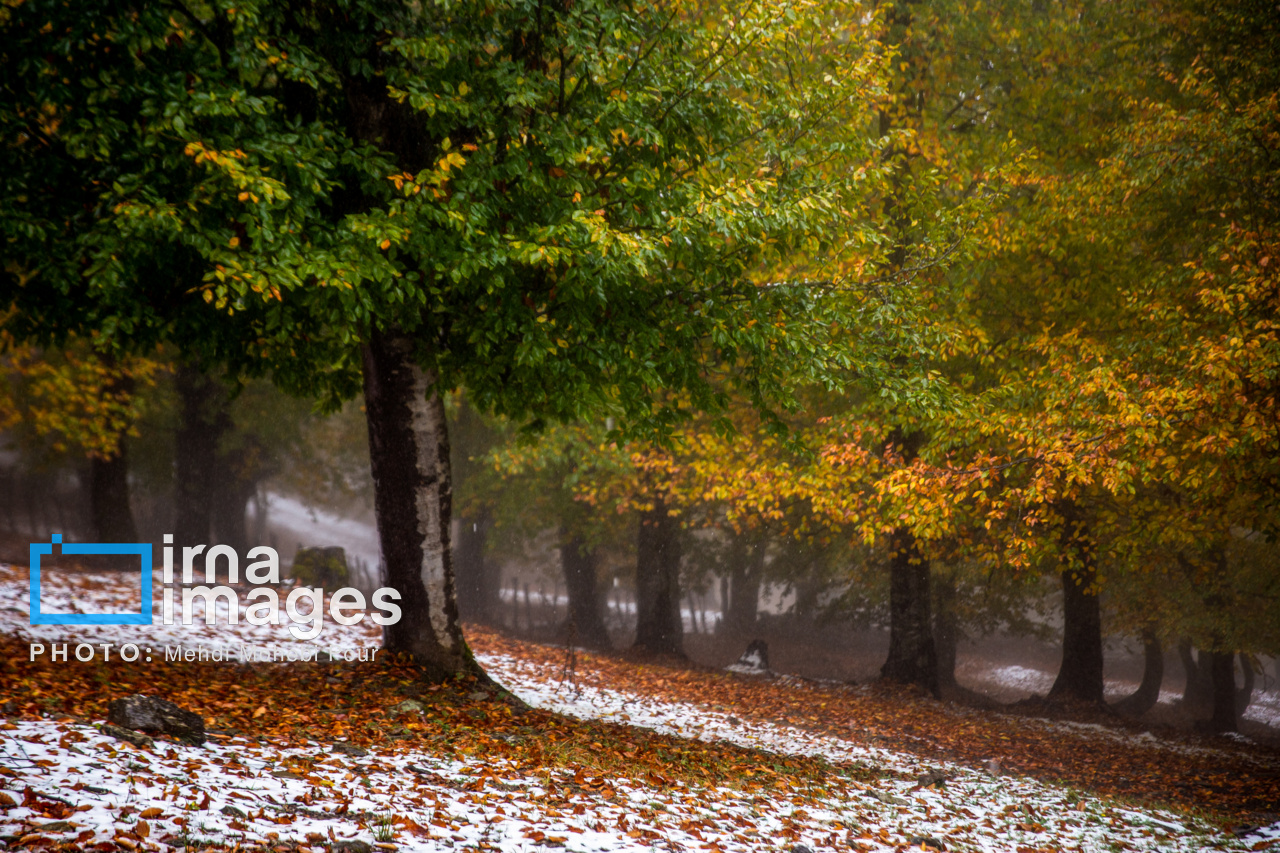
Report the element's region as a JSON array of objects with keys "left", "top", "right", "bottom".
[{"left": 29, "top": 534, "right": 153, "bottom": 625}]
